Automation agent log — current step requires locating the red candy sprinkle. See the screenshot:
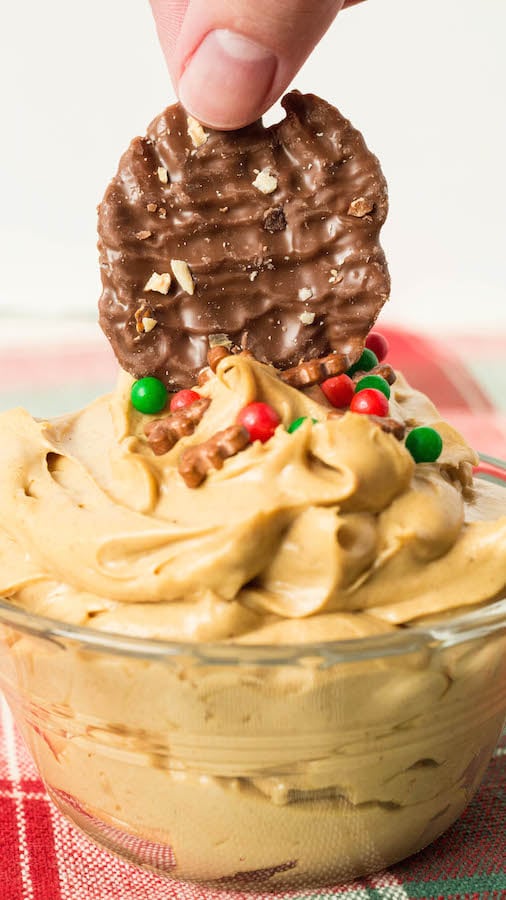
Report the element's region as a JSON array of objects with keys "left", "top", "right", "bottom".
[
  {"left": 237, "top": 402, "right": 281, "bottom": 443},
  {"left": 320, "top": 374, "right": 355, "bottom": 408},
  {"left": 170, "top": 389, "right": 202, "bottom": 412},
  {"left": 365, "top": 331, "right": 389, "bottom": 362},
  {"left": 350, "top": 388, "right": 389, "bottom": 417}
]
